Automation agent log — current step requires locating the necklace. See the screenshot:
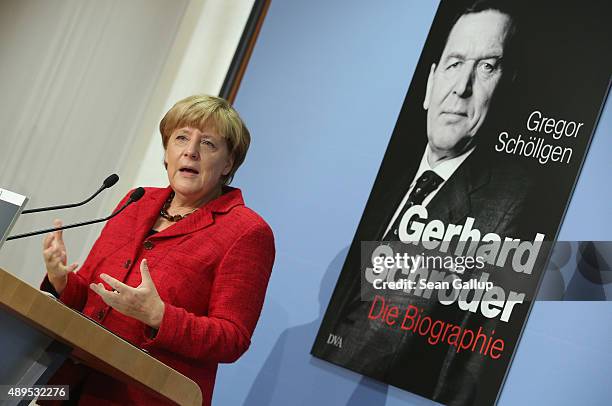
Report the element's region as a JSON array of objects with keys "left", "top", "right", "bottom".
[{"left": 160, "top": 192, "right": 196, "bottom": 222}]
